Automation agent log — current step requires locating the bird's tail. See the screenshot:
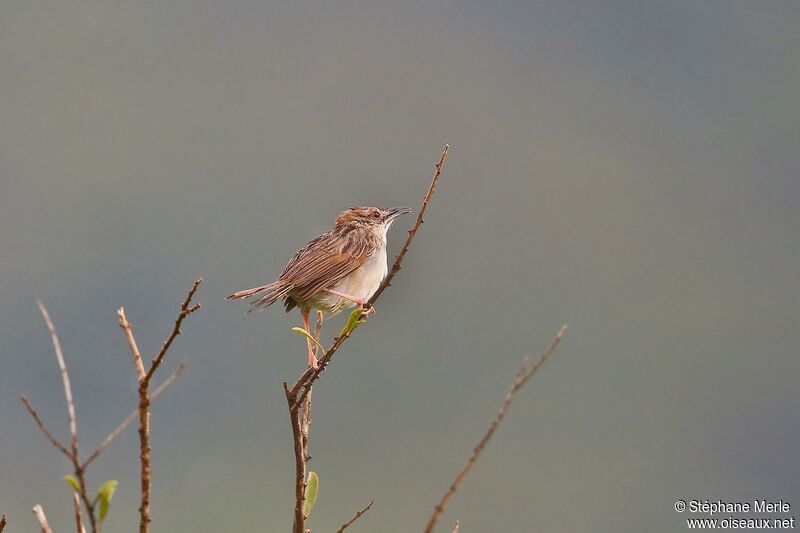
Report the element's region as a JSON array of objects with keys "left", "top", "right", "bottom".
[{"left": 225, "top": 281, "right": 294, "bottom": 311}]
